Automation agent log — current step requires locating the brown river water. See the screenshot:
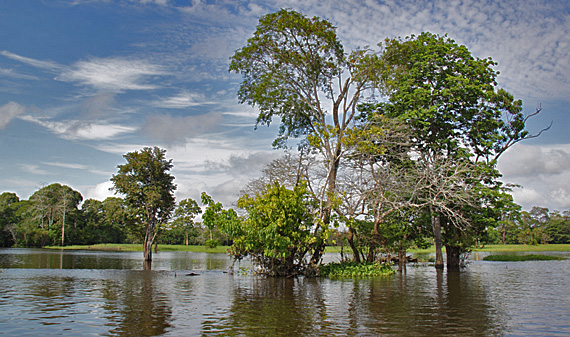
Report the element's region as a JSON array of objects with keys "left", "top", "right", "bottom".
[{"left": 0, "top": 248, "right": 569, "bottom": 336}]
